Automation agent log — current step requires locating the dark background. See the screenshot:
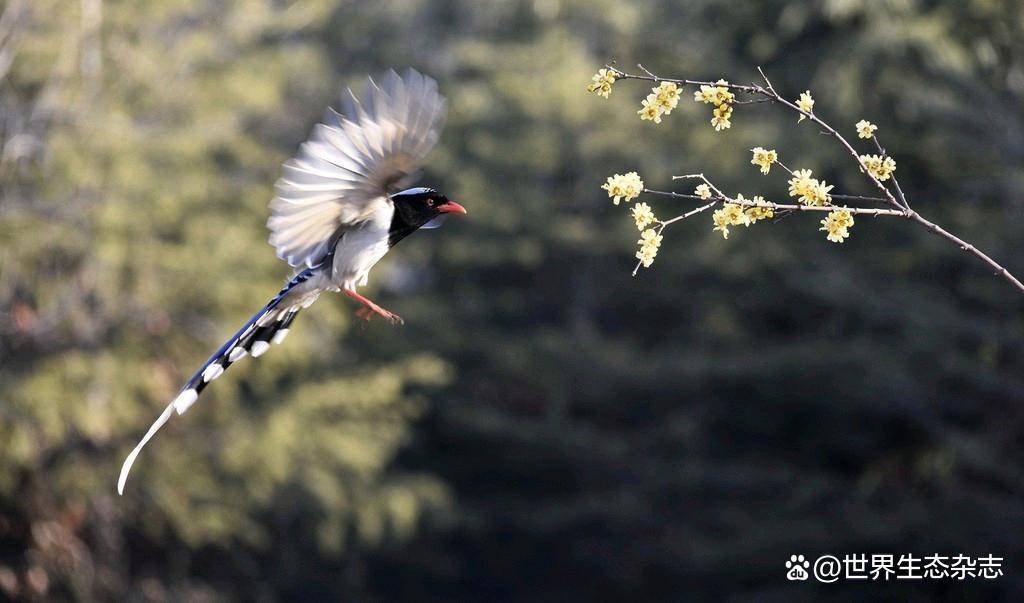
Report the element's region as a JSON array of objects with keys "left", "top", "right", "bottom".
[{"left": 2, "top": 0, "right": 1023, "bottom": 600}]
